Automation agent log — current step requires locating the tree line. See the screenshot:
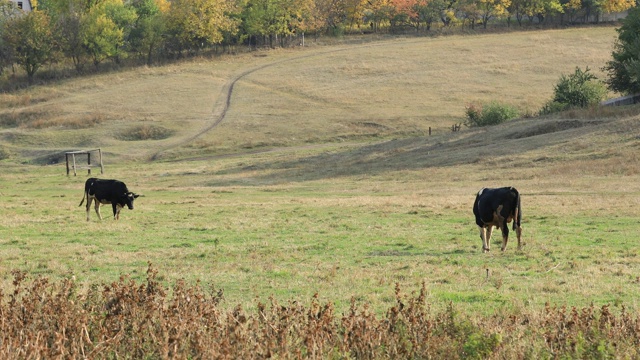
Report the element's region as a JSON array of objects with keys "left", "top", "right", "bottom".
[{"left": 0, "top": 0, "right": 637, "bottom": 84}]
